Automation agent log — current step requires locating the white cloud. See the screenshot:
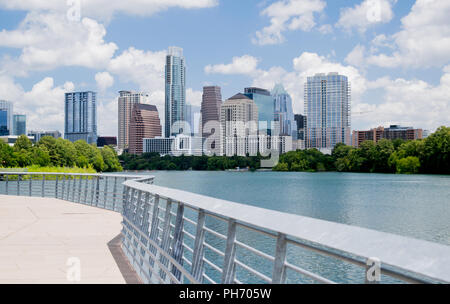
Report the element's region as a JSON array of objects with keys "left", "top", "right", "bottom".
[
  {"left": 204, "top": 55, "right": 260, "bottom": 76},
  {"left": 0, "top": 12, "right": 117, "bottom": 74},
  {"left": 336, "top": 0, "right": 395, "bottom": 33},
  {"left": 253, "top": 0, "right": 326, "bottom": 45},
  {"left": 95, "top": 72, "right": 114, "bottom": 91},
  {"left": 355, "top": 67, "right": 450, "bottom": 131},
  {"left": 0, "top": 0, "right": 218, "bottom": 22},
  {"left": 186, "top": 88, "right": 203, "bottom": 107},
  {"left": 345, "top": 44, "right": 367, "bottom": 68},
  {"left": 357, "top": 0, "right": 450, "bottom": 68},
  {"left": 0, "top": 76, "right": 74, "bottom": 132}
]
